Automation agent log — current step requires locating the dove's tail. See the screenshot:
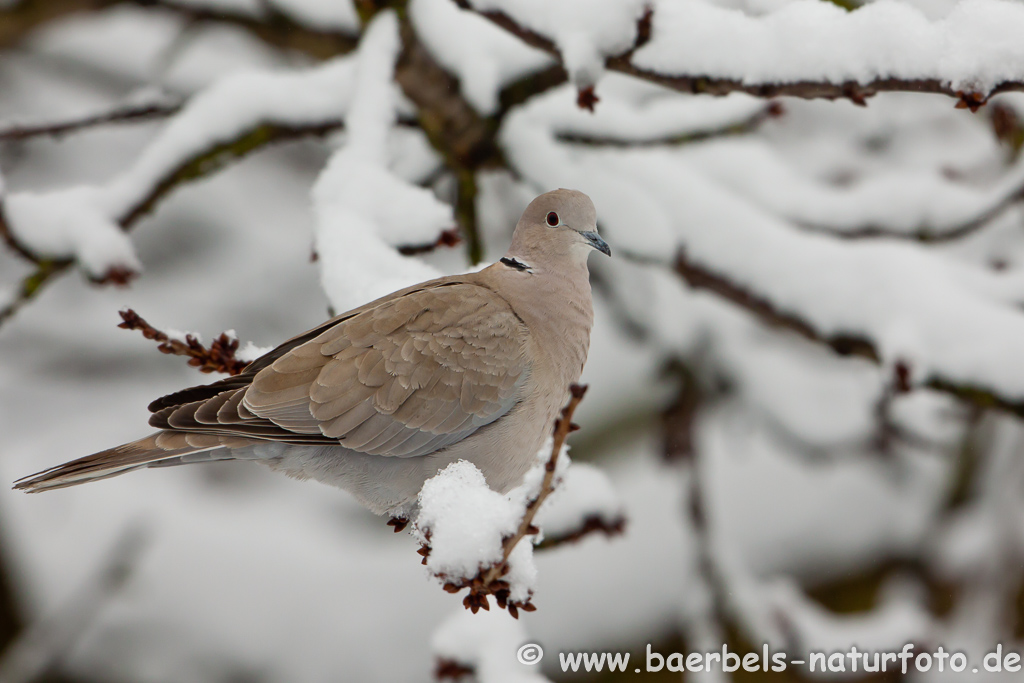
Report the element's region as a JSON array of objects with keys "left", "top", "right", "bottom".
[{"left": 13, "top": 432, "right": 230, "bottom": 493}]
